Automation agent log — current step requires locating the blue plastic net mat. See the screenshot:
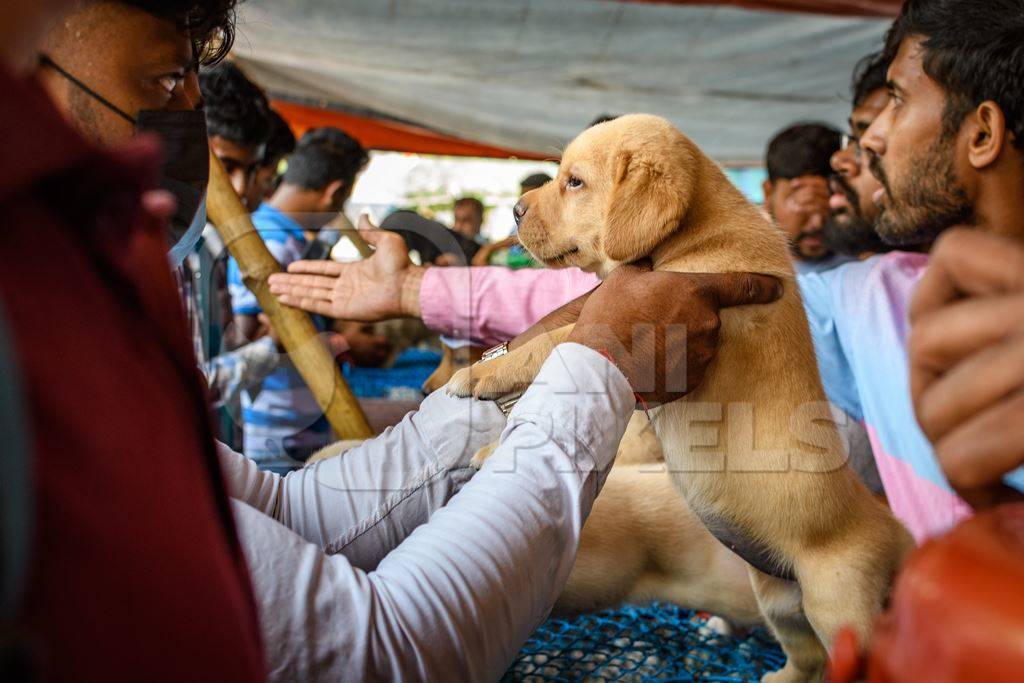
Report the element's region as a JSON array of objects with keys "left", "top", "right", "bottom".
[
  {"left": 505, "top": 604, "right": 786, "bottom": 682},
  {"left": 342, "top": 348, "right": 442, "bottom": 400}
]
